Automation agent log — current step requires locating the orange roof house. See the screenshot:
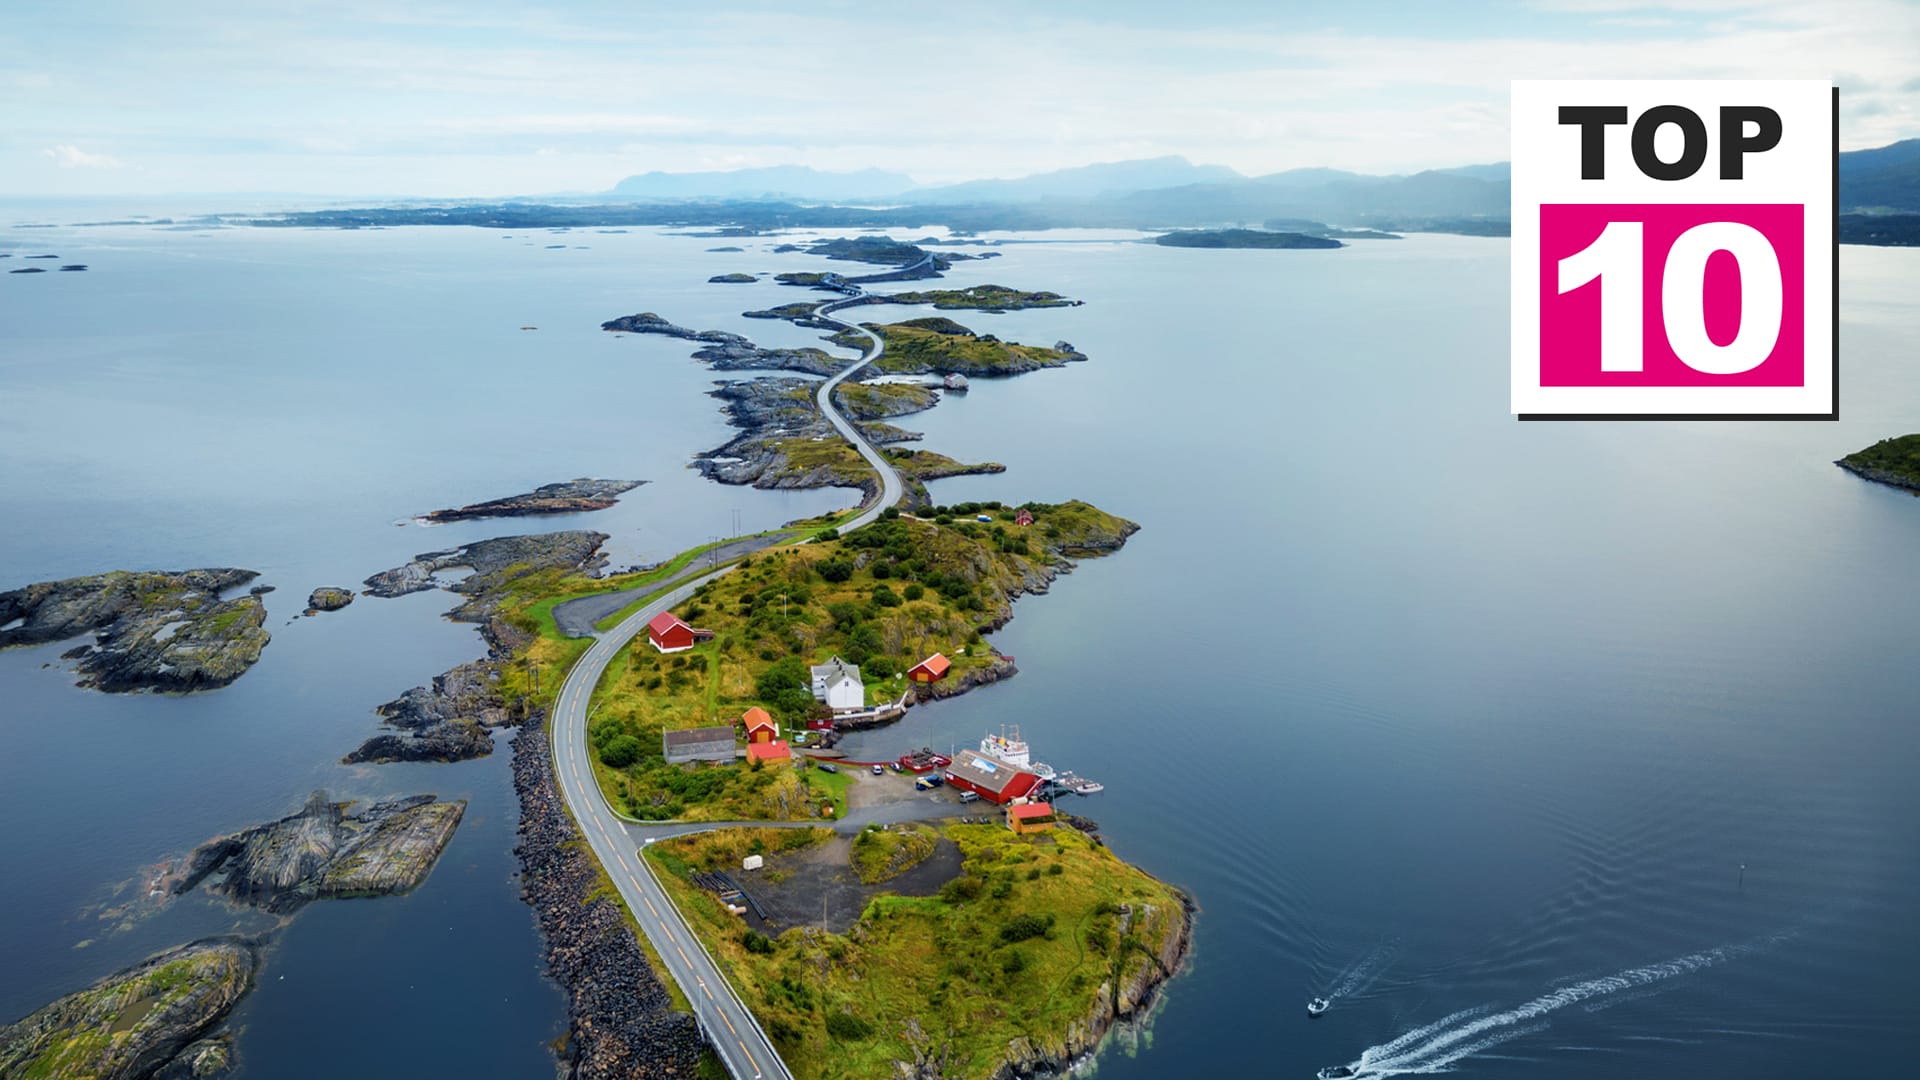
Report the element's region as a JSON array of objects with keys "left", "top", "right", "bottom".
[
  {"left": 743, "top": 707, "right": 779, "bottom": 744},
  {"left": 907, "top": 653, "right": 951, "bottom": 684},
  {"left": 1006, "top": 802, "right": 1056, "bottom": 834},
  {"left": 745, "top": 740, "right": 791, "bottom": 764}
]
